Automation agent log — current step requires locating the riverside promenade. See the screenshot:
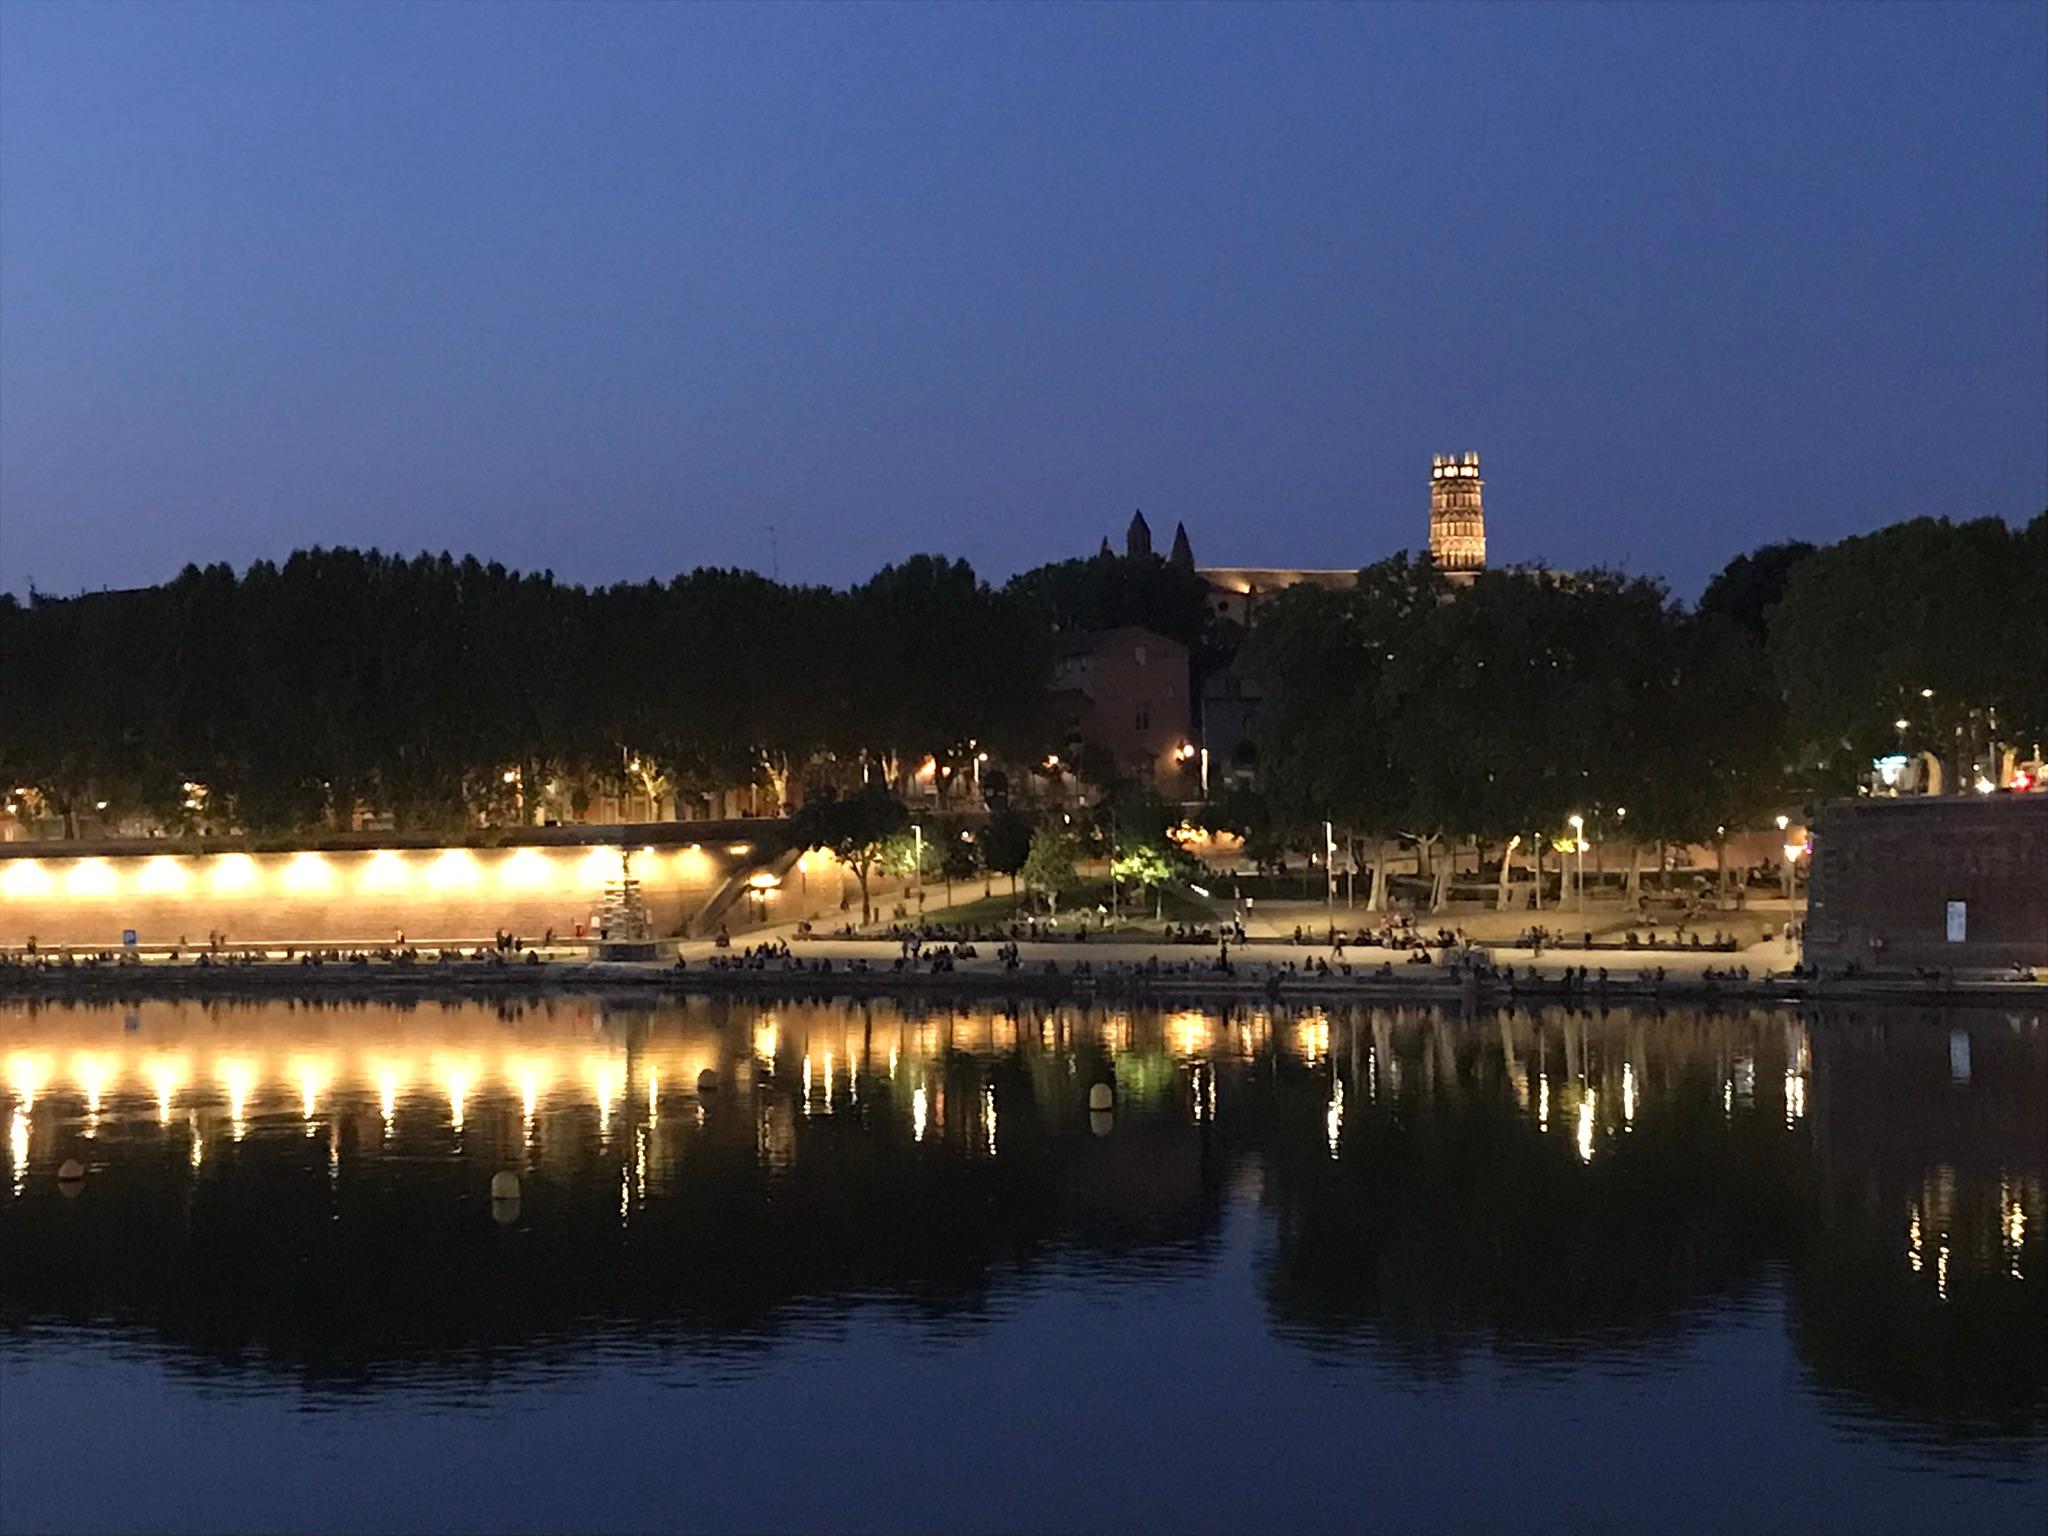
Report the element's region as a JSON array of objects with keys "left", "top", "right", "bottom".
[{"left": 4, "top": 925, "right": 2041, "bottom": 1007}]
